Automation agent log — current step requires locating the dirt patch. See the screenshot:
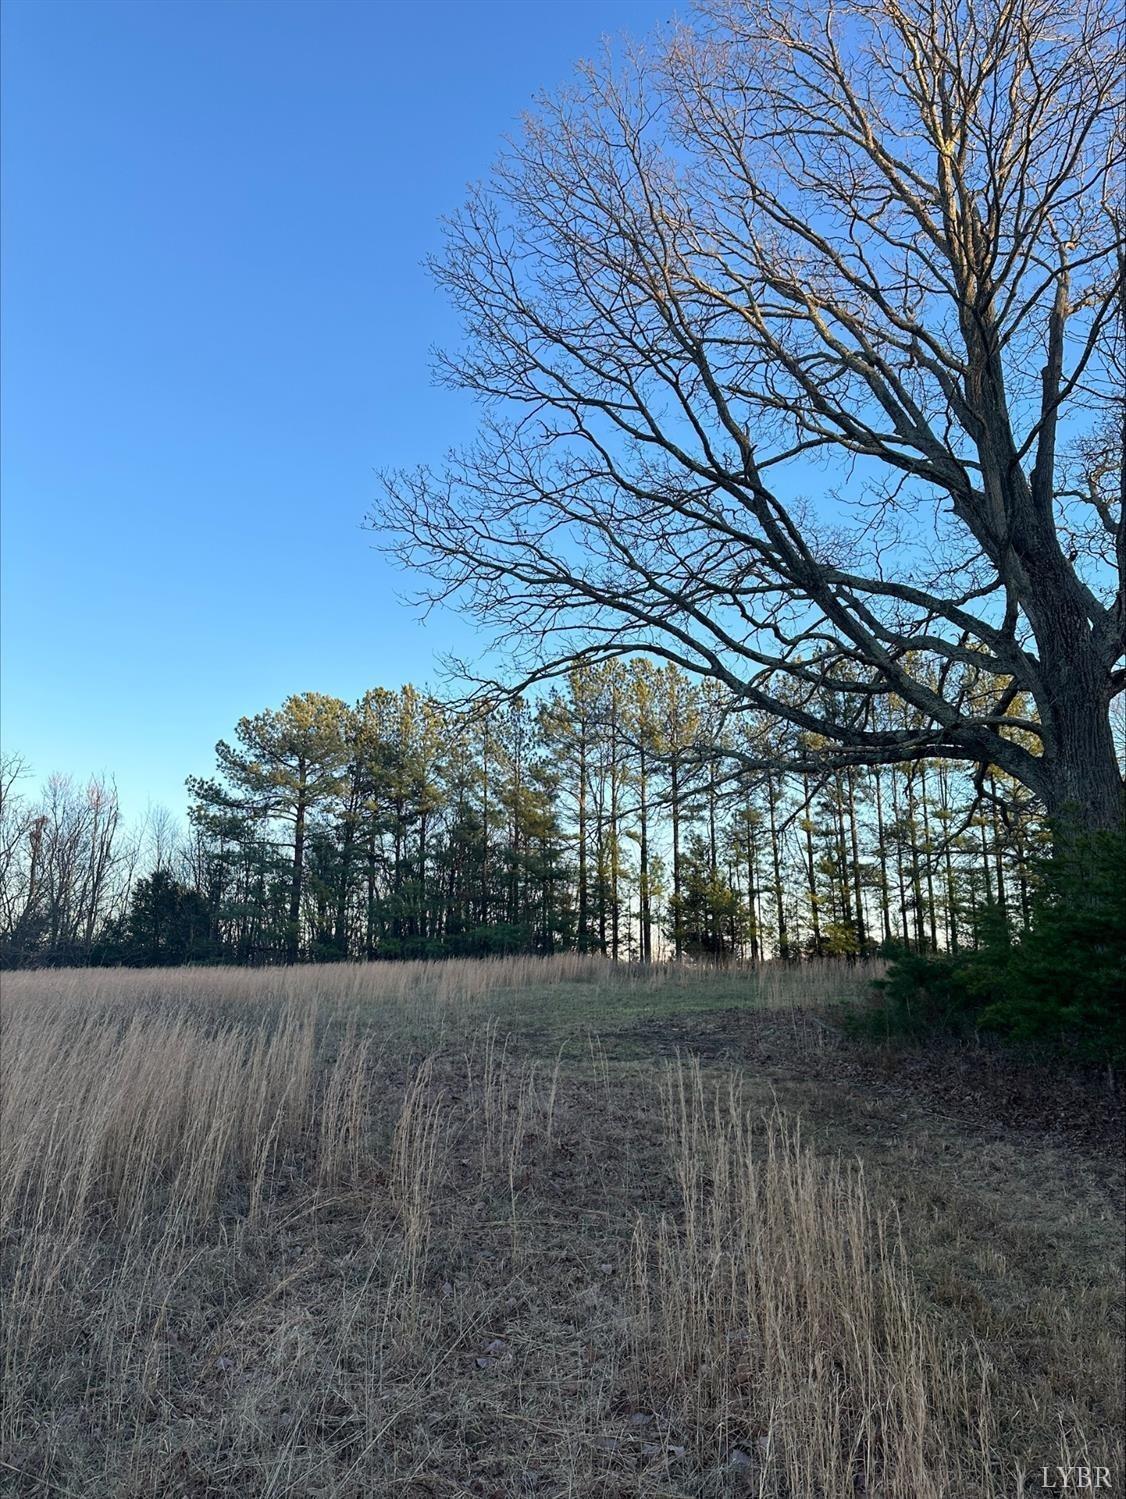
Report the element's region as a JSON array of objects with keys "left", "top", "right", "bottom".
[{"left": 604, "top": 1006, "right": 1126, "bottom": 1159}]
